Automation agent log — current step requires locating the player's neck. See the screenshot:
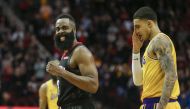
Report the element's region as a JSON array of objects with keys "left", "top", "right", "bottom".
[
  {"left": 63, "top": 40, "right": 79, "bottom": 53},
  {"left": 149, "top": 26, "right": 161, "bottom": 40},
  {"left": 52, "top": 80, "right": 57, "bottom": 85},
  {"left": 72, "top": 40, "right": 79, "bottom": 47}
]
